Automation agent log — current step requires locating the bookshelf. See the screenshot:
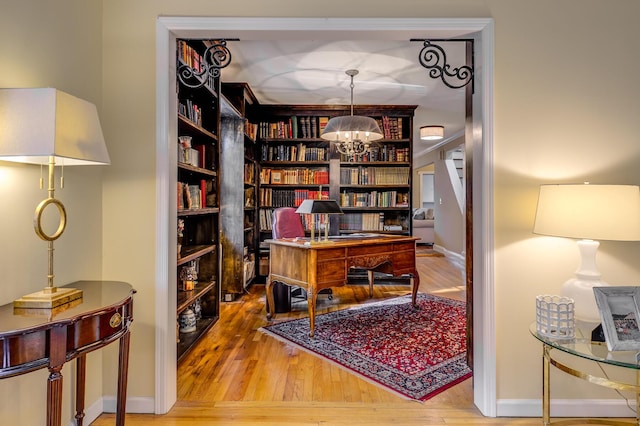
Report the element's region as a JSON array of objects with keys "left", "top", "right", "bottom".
[
  {"left": 176, "top": 39, "right": 222, "bottom": 360},
  {"left": 256, "top": 104, "right": 416, "bottom": 280},
  {"left": 220, "top": 83, "right": 260, "bottom": 298}
]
